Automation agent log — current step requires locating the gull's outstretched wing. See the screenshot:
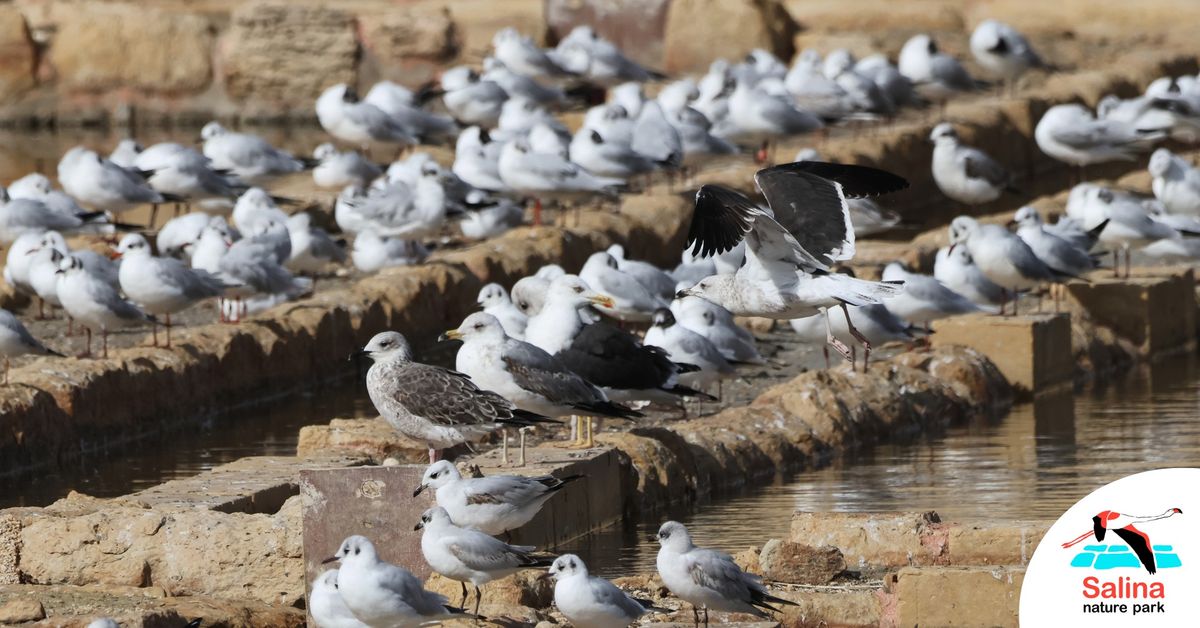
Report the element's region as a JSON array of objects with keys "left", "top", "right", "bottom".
[{"left": 753, "top": 161, "right": 909, "bottom": 266}]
